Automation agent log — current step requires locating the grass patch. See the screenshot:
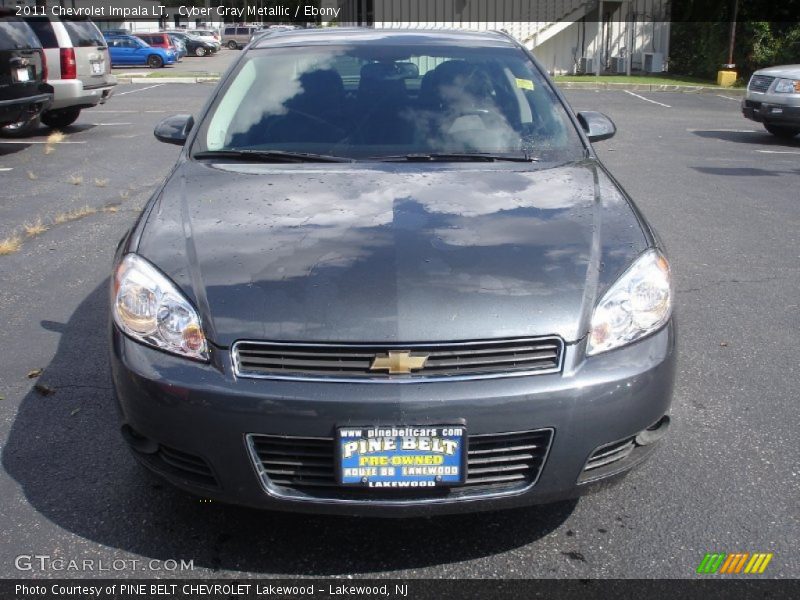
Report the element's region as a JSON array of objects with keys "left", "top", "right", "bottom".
[
  {"left": 24, "top": 219, "right": 48, "bottom": 237},
  {"left": 67, "top": 174, "right": 83, "bottom": 185},
  {"left": 53, "top": 205, "right": 96, "bottom": 225},
  {"left": 554, "top": 74, "right": 724, "bottom": 87},
  {"left": 27, "top": 171, "right": 38, "bottom": 180},
  {"left": 0, "top": 235, "right": 22, "bottom": 255},
  {"left": 94, "top": 178, "right": 109, "bottom": 188}
]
